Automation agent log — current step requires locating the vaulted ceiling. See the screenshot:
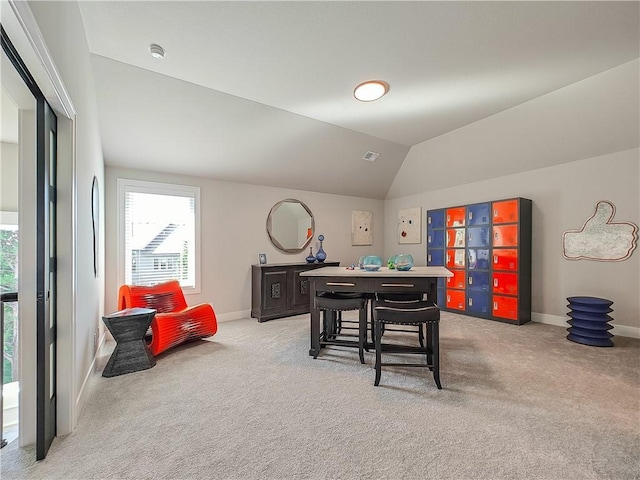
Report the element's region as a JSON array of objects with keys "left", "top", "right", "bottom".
[{"left": 78, "top": 1, "right": 639, "bottom": 199}]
